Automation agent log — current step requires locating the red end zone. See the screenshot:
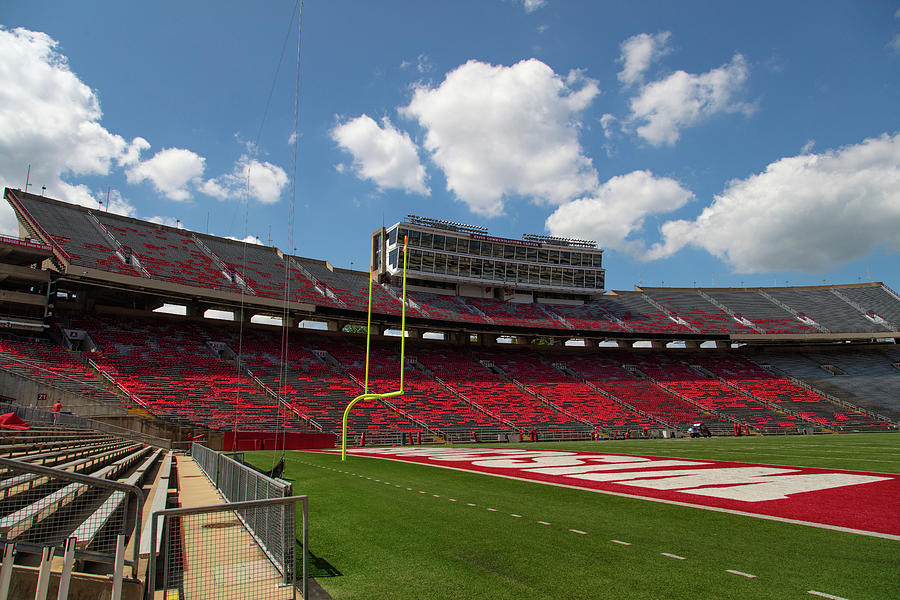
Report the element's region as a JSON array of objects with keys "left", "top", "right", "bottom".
[{"left": 335, "top": 447, "right": 900, "bottom": 539}]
